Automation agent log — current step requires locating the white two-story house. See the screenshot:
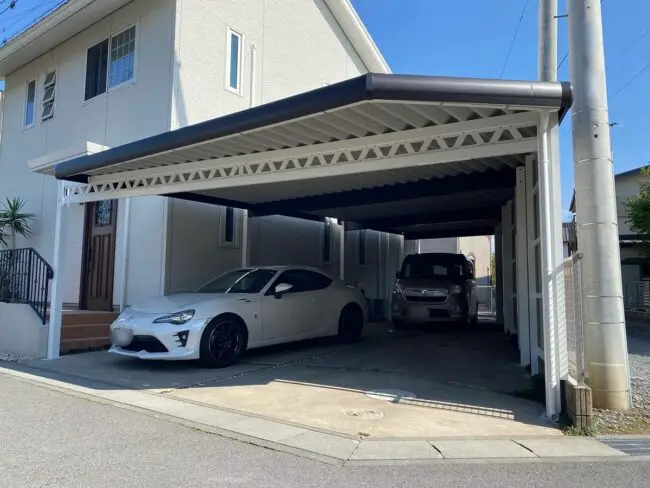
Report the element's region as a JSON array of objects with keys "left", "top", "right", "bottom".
[{"left": 0, "top": 0, "right": 404, "bottom": 351}]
